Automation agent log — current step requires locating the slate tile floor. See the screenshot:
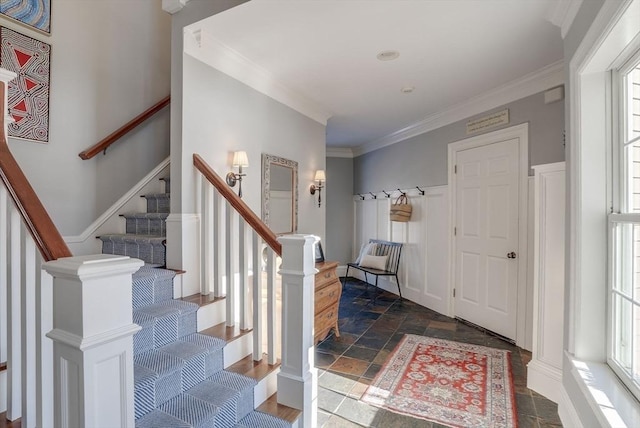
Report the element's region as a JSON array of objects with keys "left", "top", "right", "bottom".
[{"left": 315, "top": 278, "right": 563, "bottom": 428}]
